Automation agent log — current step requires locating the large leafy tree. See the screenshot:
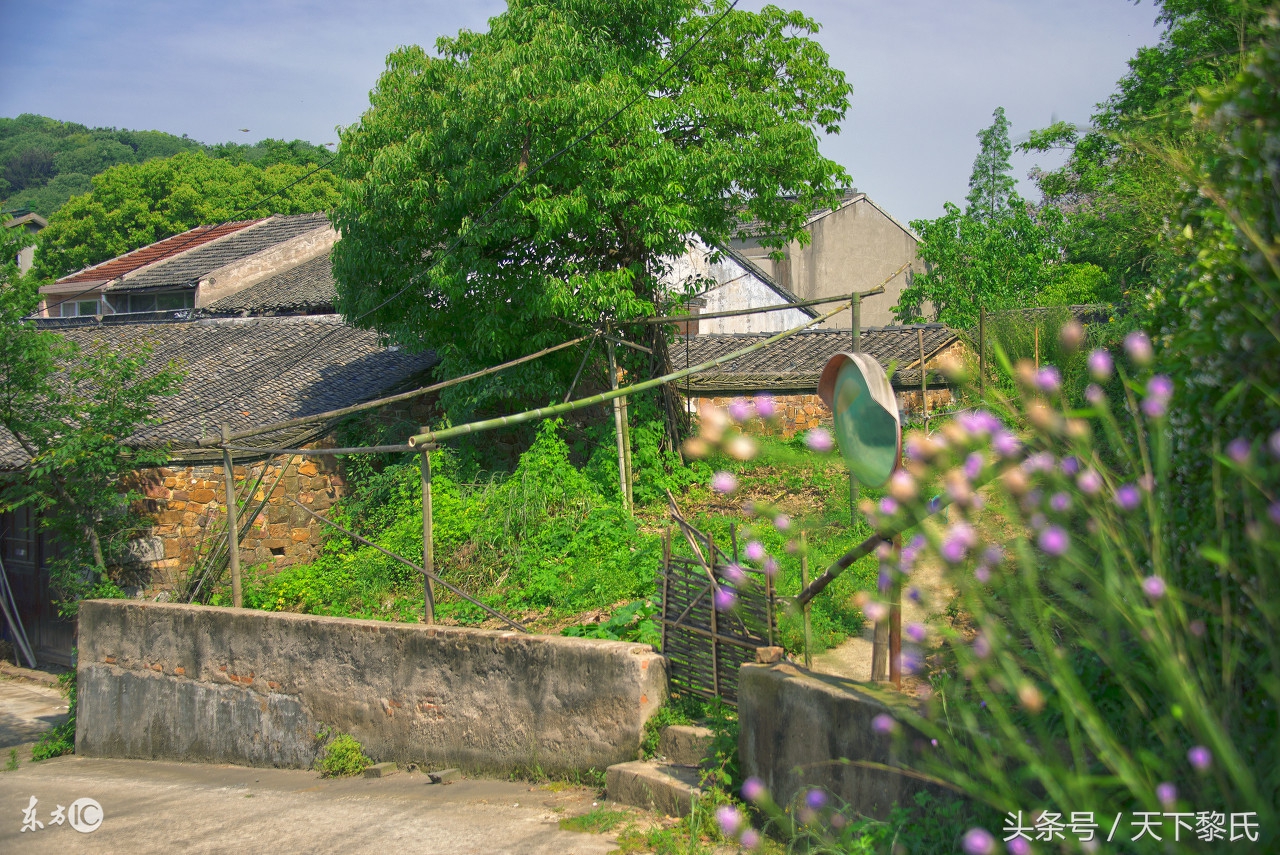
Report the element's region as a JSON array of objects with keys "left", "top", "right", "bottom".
[
  {"left": 331, "top": 0, "right": 852, "bottom": 416},
  {"left": 0, "top": 219, "right": 182, "bottom": 605},
  {"left": 34, "top": 150, "right": 339, "bottom": 280}
]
